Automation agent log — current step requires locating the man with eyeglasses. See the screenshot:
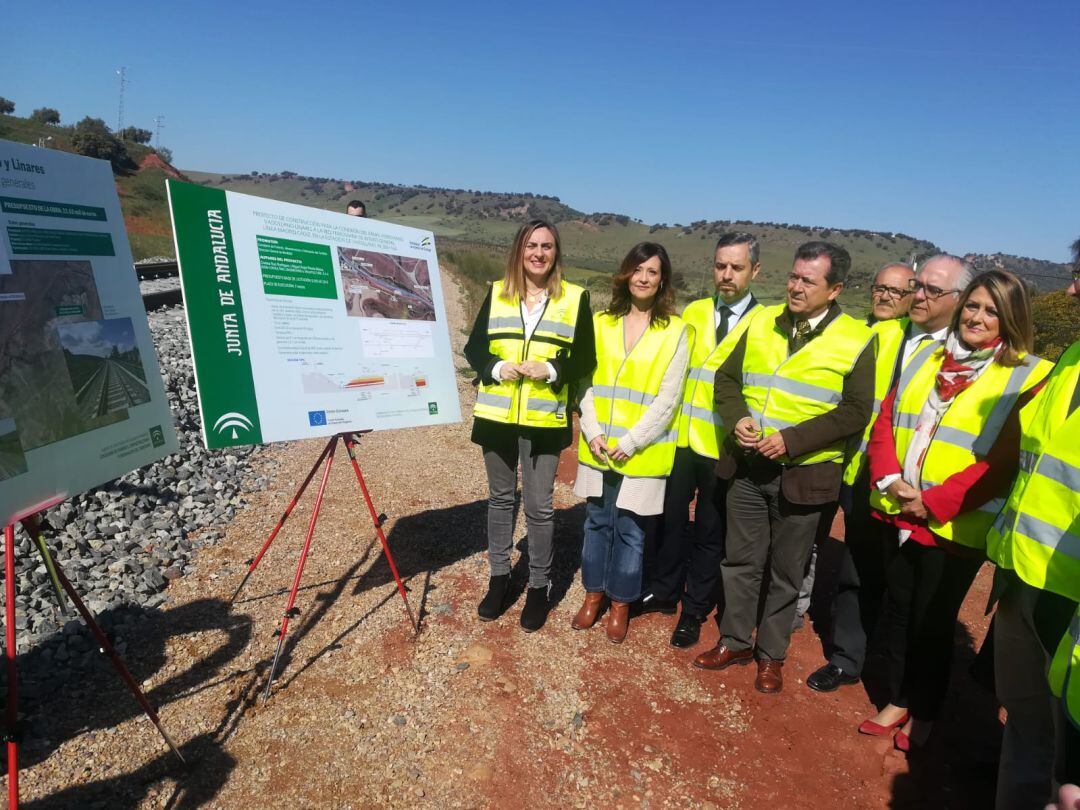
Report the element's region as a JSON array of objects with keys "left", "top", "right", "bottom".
[
  {"left": 869, "top": 263, "right": 916, "bottom": 323},
  {"left": 988, "top": 238, "right": 1080, "bottom": 807},
  {"left": 806, "top": 255, "right": 970, "bottom": 693}
]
